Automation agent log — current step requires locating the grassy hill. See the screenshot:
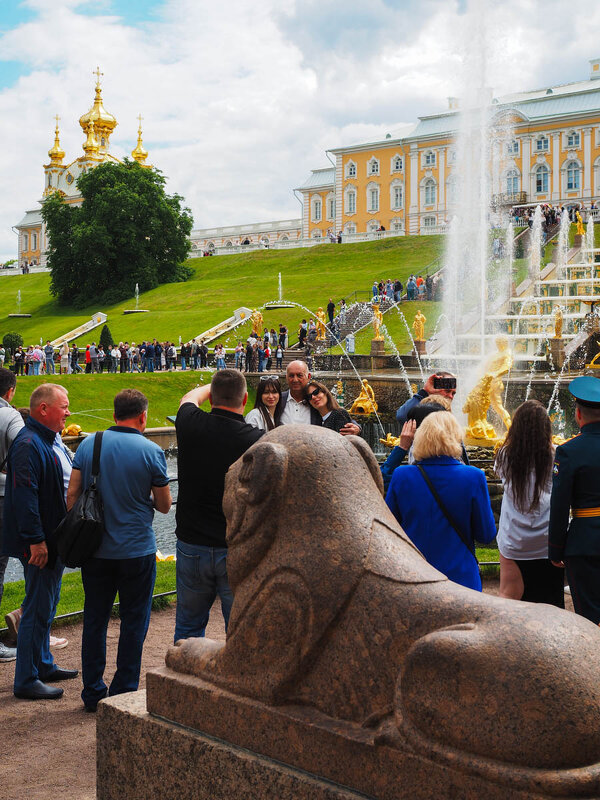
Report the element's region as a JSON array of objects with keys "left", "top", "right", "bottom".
[{"left": 0, "top": 235, "right": 444, "bottom": 352}]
